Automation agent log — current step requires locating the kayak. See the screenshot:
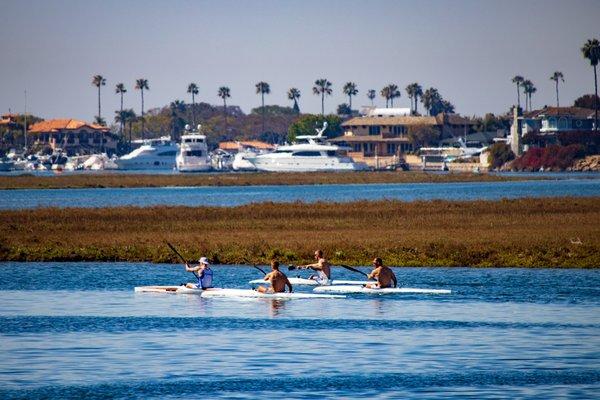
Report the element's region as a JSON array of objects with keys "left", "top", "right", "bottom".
[
  {"left": 134, "top": 286, "right": 345, "bottom": 299},
  {"left": 249, "top": 277, "right": 375, "bottom": 286},
  {"left": 312, "top": 285, "right": 451, "bottom": 295}
]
